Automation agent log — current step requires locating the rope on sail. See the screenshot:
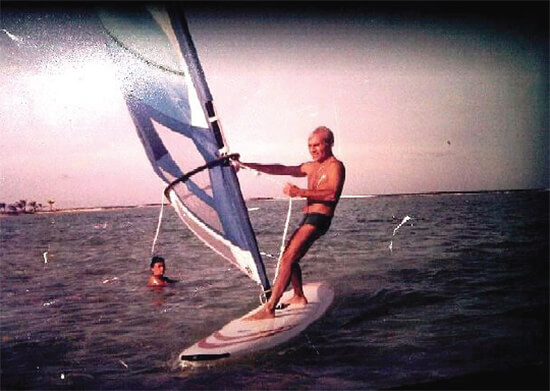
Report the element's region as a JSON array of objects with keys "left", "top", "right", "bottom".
[
  {"left": 238, "top": 163, "right": 295, "bottom": 262},
  {"left": 279, "top": 197, "right": 293, "bottom": 260},
  {"left": 255, "top": 189, "right": 293, "bottom": 305},
  {"left": 271, "top": 196, "right": 293, "bottom": 284},
  {"left": 151, "top": 188, "right": 166, "bottom": 255}
]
